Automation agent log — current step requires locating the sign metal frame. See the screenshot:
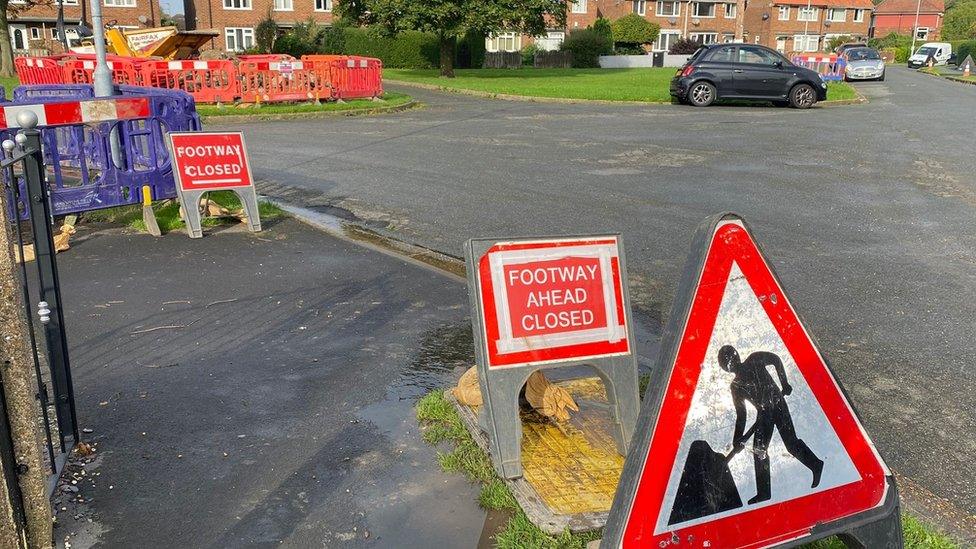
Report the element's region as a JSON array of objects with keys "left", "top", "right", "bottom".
[
  {"left": 465, "top": 234, "right": 641, "bottom": 479},
  {"left": 166, "top": 130, "right": 262, "bottom": 239},
  {"left": 601, "top": 213, "right": 902, "bottom": 549}
]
